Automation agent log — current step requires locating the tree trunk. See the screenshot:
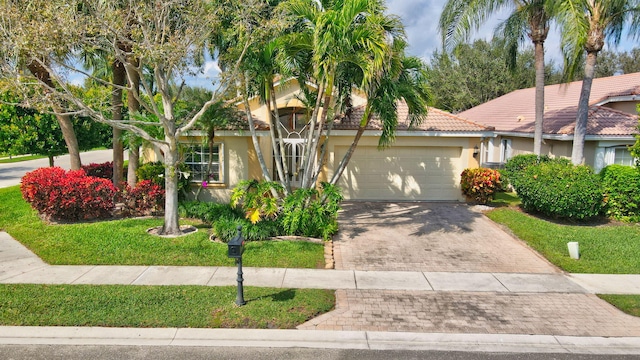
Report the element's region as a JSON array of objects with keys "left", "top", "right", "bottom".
[
  {"left": 26, "top": 60, "right": 82, "bottom": 170},
  {"left": 242, "top": 91, "right": 272, "bottom": 181},
  {"left": 571, "top": 51, "right": 598, "bottom": 165},
  {"left": 48, "top": 155, "right": 54, "bottom": 167},
  {"left": 127, "top": 146, "right": 139, "bottom": 188},
  {"left": 265, "top": 84, "right": 287, "bottom": 190},
  {"left": 330, "top": 106, "right": 372, "bottom": 185},
  {"left": 161, "top": 144, "right": 181, "bottom": 235},
  {"left": 112, "top": 59, "right": 126, "bottom": 185},
  {"left": 533, "top": 40, "right": 545, "bottom": 156},
  {"left": 302, "top": 73, "right": 333, "bottom": 189},
  {"left": 270, "top": 82, "right": 291, "bottom": 193},
  {"left": 126, "top": 56, "right": 141, "bottom": 187}
]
